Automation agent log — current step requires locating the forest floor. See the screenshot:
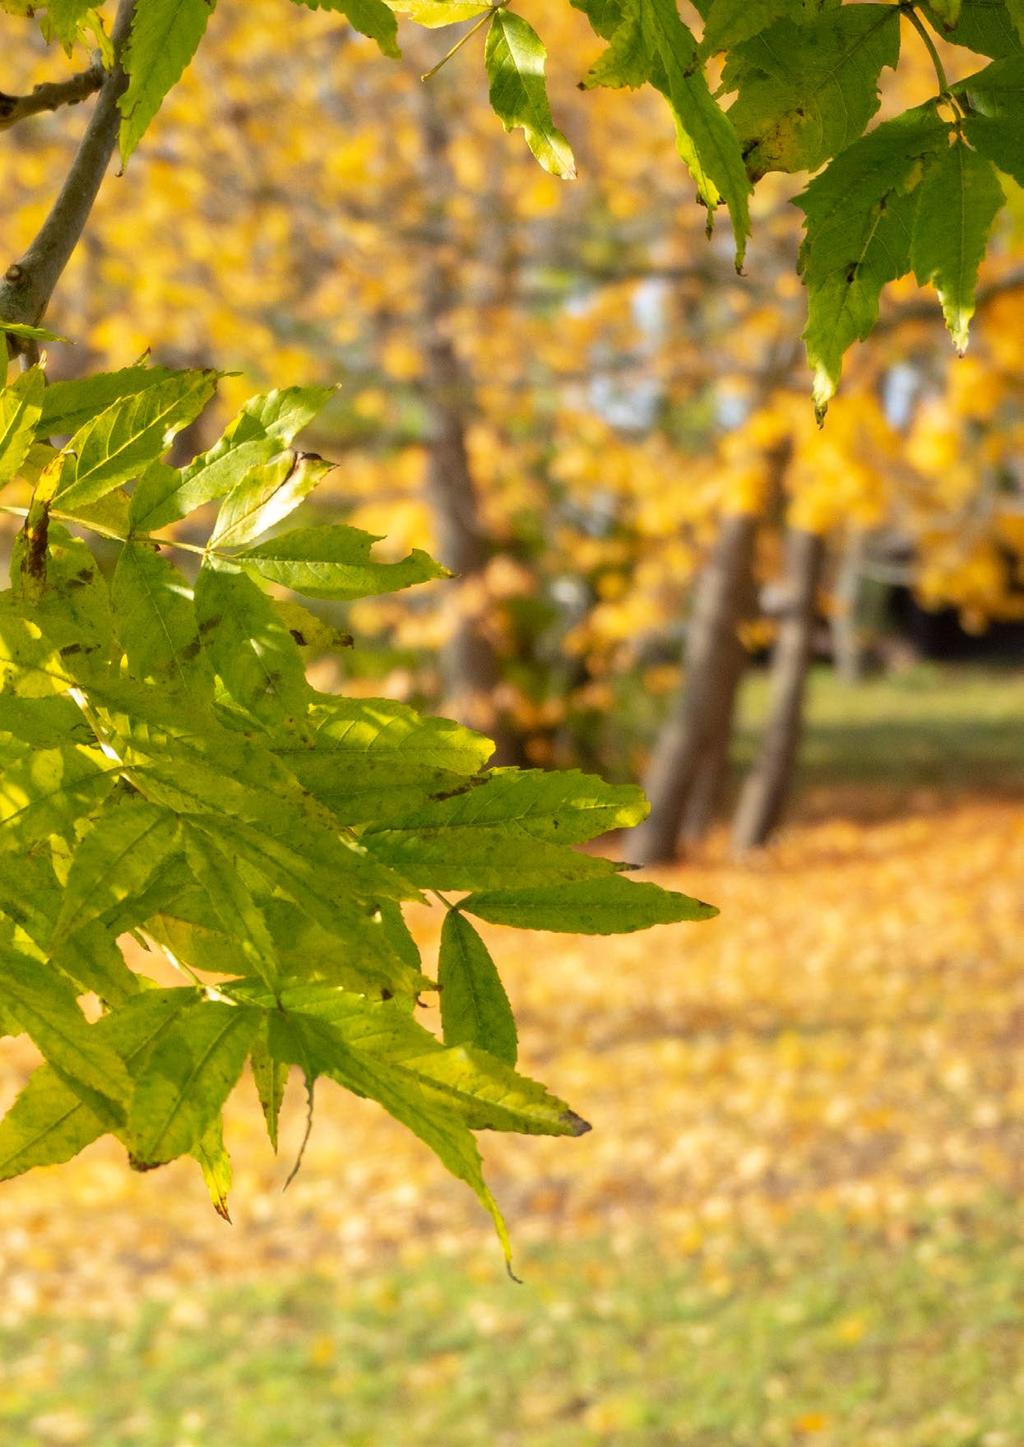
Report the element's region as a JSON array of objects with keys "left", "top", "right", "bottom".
[{"left": 1, "top": 664, "right": 1023, "bottom": 1446}]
